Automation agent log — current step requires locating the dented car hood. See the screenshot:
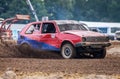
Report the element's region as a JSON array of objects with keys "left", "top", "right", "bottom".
[{"left": 63, "top": 30, "right": 105, "bottom": 37}]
